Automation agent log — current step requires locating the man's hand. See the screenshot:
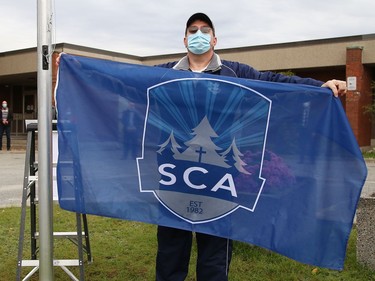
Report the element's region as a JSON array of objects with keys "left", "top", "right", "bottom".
[
  {"left": 55, "top": 52, "right": 65, "bottom": 66},
  {"left": 321, "top": 79, "right": 347, "bottom": 97}
]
